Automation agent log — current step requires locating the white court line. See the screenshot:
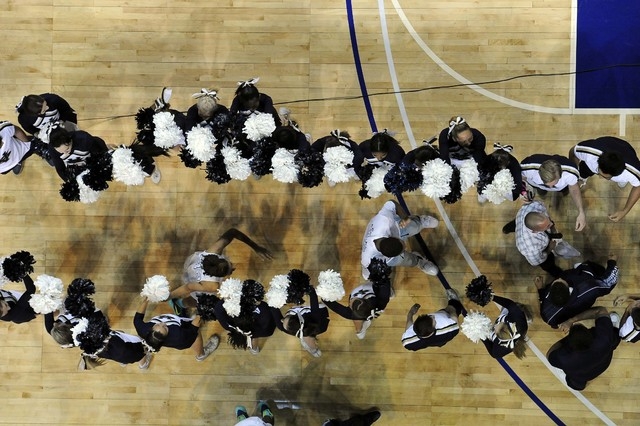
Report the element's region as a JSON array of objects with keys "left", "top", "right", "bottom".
[
  {"left": 391, "top": 0, "right": 640, "bottom": 118},
  {"left": 377, "top": 0, "right": 617, "bottom": 424}
]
